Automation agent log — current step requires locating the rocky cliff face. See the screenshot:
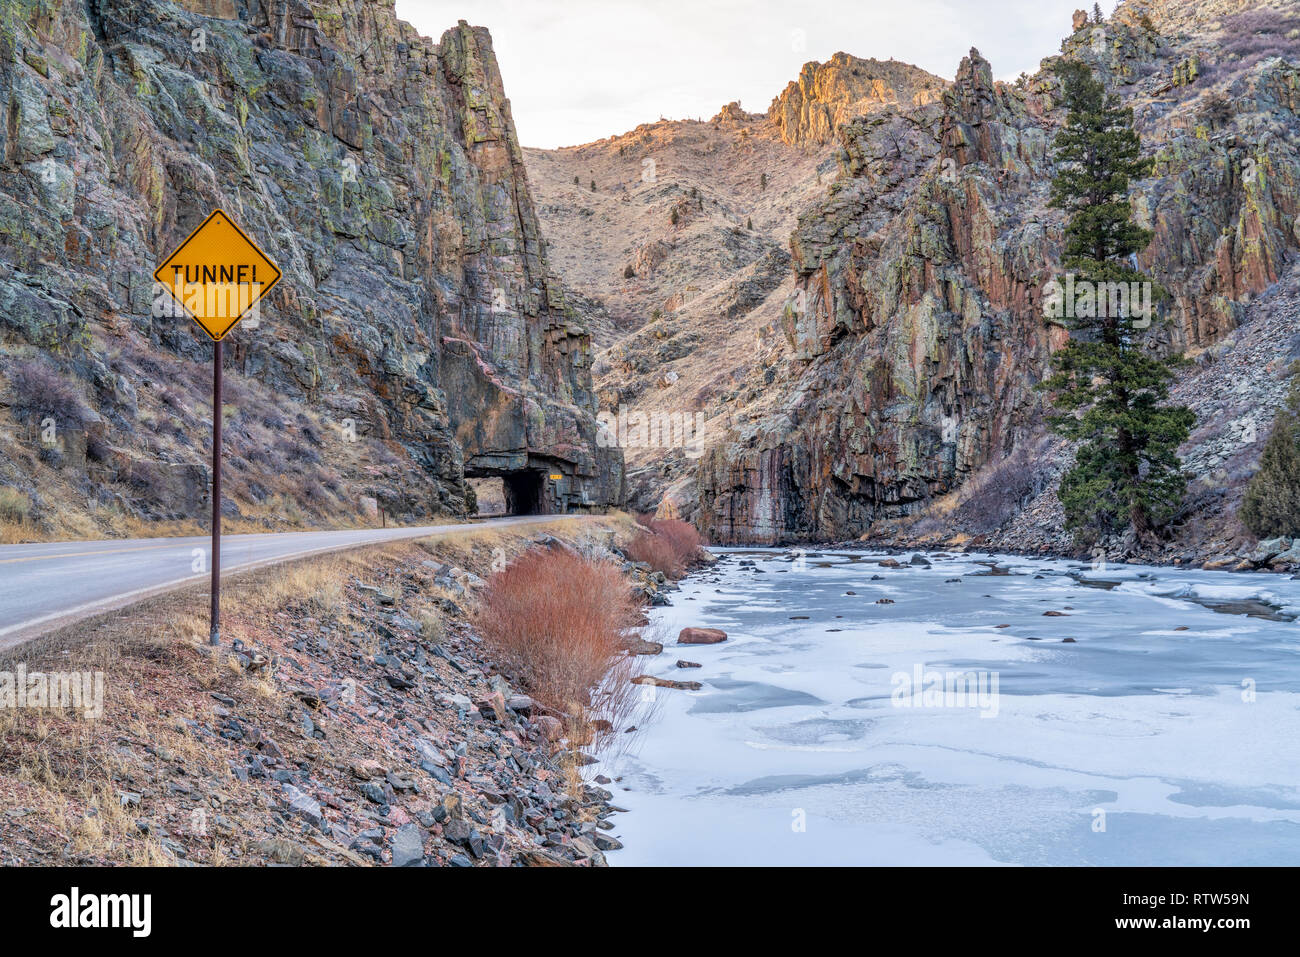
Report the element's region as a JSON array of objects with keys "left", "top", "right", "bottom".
[
  {"left": 526, "top": 55, "right": 953, "bottom": 516},
  {"left": 696, "top": 50, "right": 1059, "bottom": 542},
  {"left": 696, "top": 0, "right": 1300, "bottom": 544},
  {"left": 0, "top": 0, "right": 620, "bottom": 537},
  {"left": 768, "top": 53, "right": 948, "bottom": 146}
]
